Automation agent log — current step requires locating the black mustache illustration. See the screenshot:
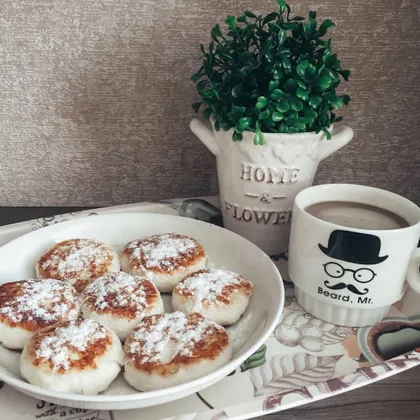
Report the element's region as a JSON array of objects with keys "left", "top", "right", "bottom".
[{"left": 324, "top": 281, "right": 369, "bottom": 296}]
